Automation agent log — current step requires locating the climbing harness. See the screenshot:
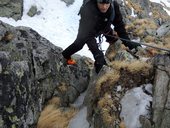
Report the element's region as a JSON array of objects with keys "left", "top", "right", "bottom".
[{"left": 98, "top": 34, "right": 104, "bottom": 51}]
